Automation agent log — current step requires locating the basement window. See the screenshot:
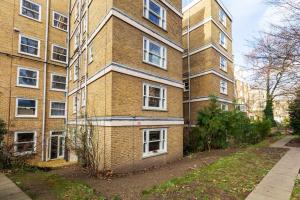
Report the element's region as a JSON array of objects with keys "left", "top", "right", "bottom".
[
  {"left": 143, "top": 0, "right": 167, "bottom": 29},
  {"left": 220, "top": 103, "right": 229, "bottom": 111},
  {"left": 53, "top": 11, "right": 68, "bottom": 31},
  {"left": 16, "top": 98, "right": 37, "bottom": 117},
  {"left": 52, "top": 44, "right": 67, "bottom": 63},
  {"left": 14, "top": 131, "right": 36, "bottom": 155},
  {"left": 19, "top": 34, "right": 40, "bottom": 57},
  {"left": 143, "top": 83, "right": 167, "bottom": 110},
  {"left": 51, "top": 74, "right": 66, "bottom": 91},
  {"left": 20, "top": 0, "right": 41, "bottom": 21},
  {"left": 143, "top": 129, "right": 167, "bottom": 158},
  {"left": 143, "top": 37, "right": 167, "bottom": 69},
  {"left": 17, "top": 67, "right": 39, "bottom": 88}
]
